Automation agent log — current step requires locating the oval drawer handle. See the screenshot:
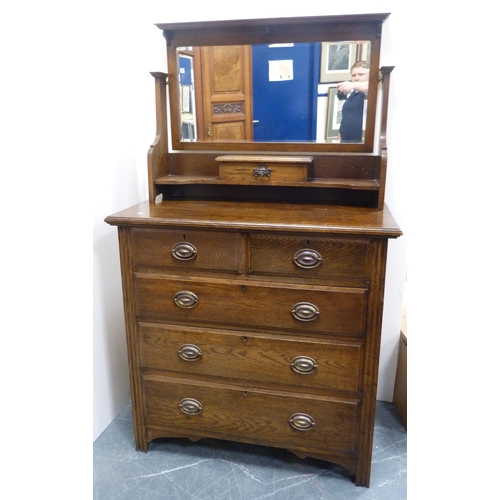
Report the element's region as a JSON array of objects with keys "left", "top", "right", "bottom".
[
  {"left": 174, "top": 291, "right": 199, "bottom": 308},
  {"left": 291, "top": 302, "right": 320, "bottom": 322},
  {"left": 290, "top": 356, "right": 318, "bottom": 374},
  {"left": 171, "top": 242, "right": 198, "bottom": 261},
  {"left": 178, "top": 344, "right": 203, "bottom": 361},
  {"left": 179, "top": 398, "right": 203, "bottom": 415},
  {"left": 289, "top": 413, "right": 316, "bottom": 431},
  {"left": 293, "top": 249, "right": 323, "bottom": 269}
]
